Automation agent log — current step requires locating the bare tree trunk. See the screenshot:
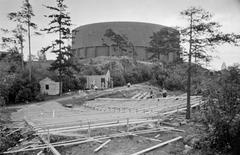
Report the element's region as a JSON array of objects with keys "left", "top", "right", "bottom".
[
  {"left": 20, "top": 40, "right": 24, "bottom": 70},
  {"left": 59, "top": 11, "right": 63, "bottom": 96},
  {"left": 186, "top": 13, "right": 193, "bottom": 119},
  {"left": 27, "top": 0, "right": 32, "bottom": 82}
]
